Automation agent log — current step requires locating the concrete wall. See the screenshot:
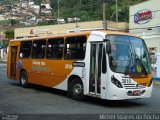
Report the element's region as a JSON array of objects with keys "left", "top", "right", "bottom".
[{"left": 14, "top": 21, "right": 129, "bottom": 39}]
